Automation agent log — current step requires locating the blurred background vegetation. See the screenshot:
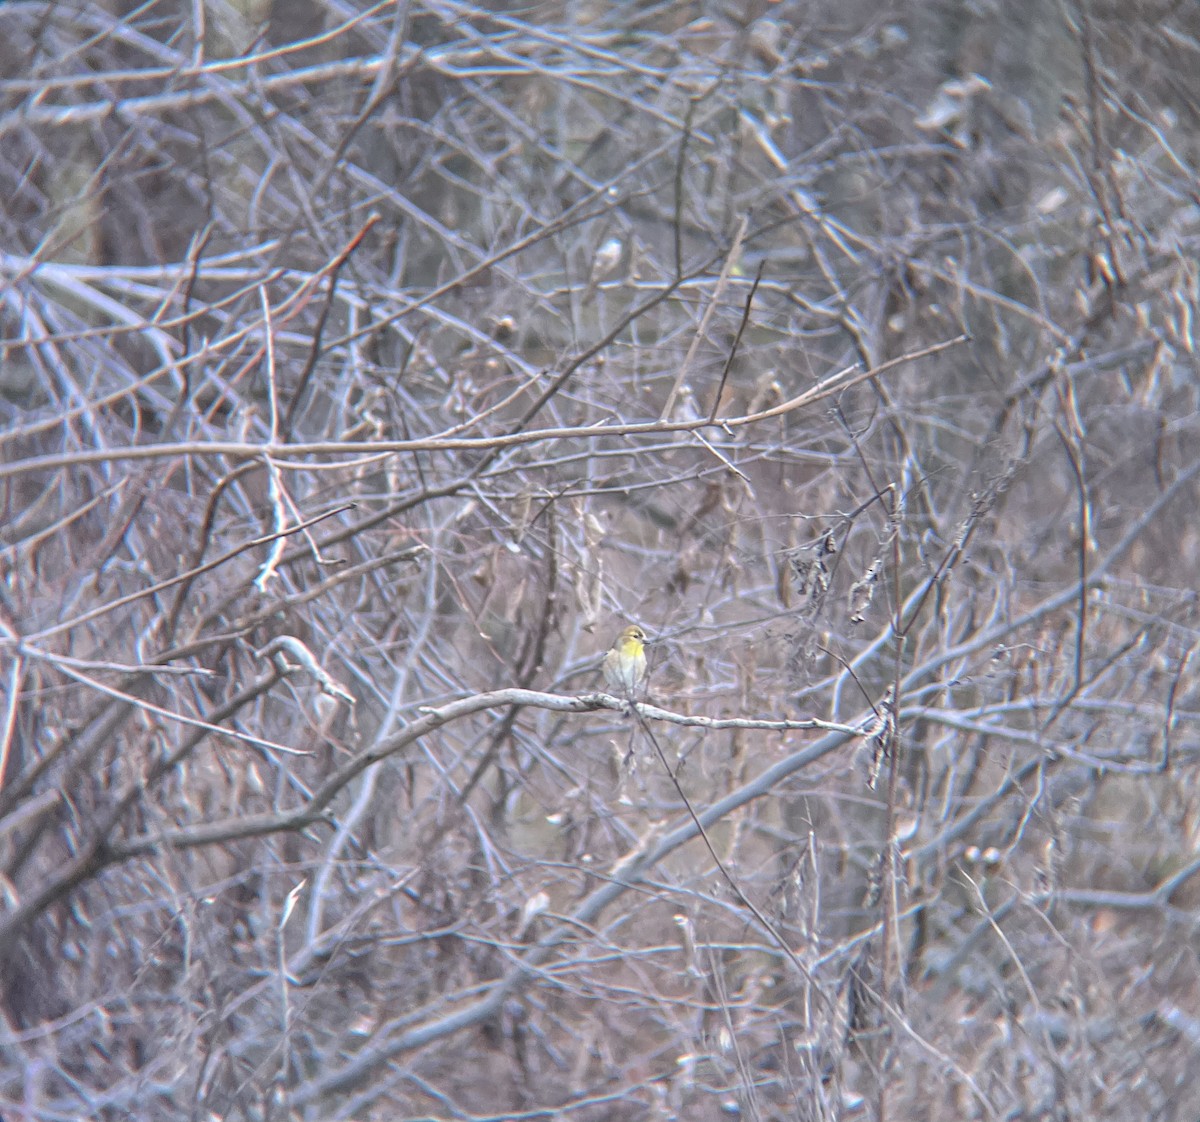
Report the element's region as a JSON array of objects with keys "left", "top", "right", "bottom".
[{"left": 3, "top": 1, "right": 1200, "bottom": 1118}]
